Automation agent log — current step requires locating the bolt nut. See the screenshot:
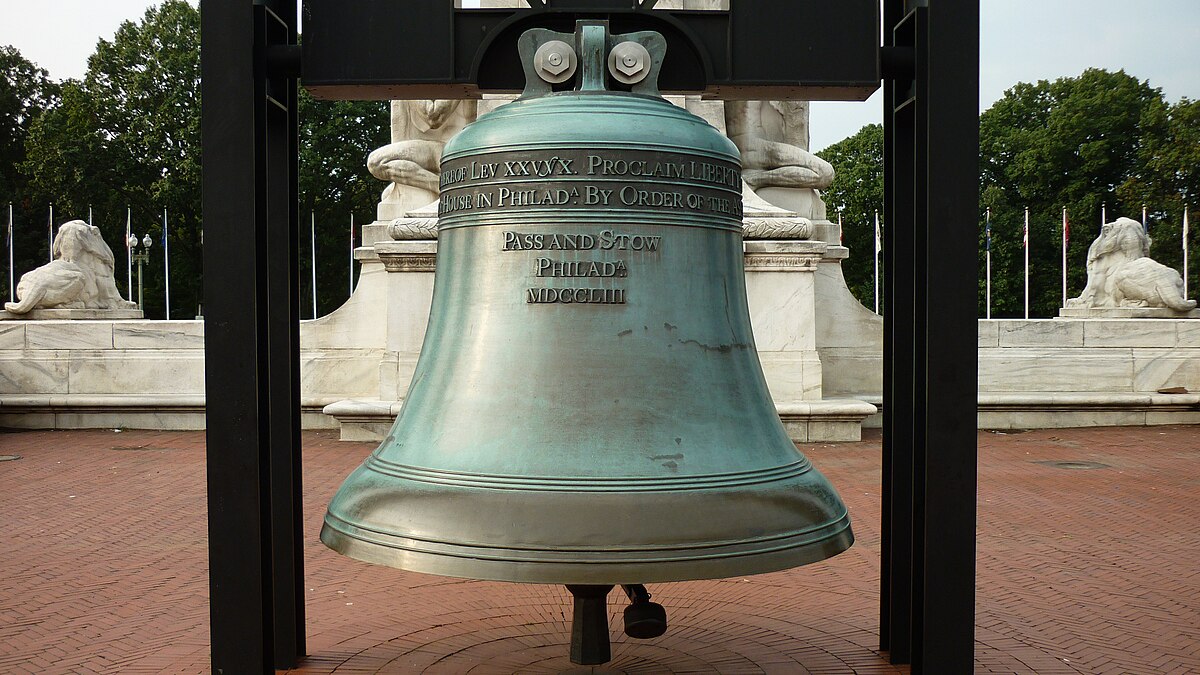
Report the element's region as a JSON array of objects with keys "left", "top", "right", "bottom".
[
  {"left": 608, "top": 41, "right": 651, "bottom": 84},
  {"left": 534, "top": 41, "right": 577, "bottom": 84}
]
